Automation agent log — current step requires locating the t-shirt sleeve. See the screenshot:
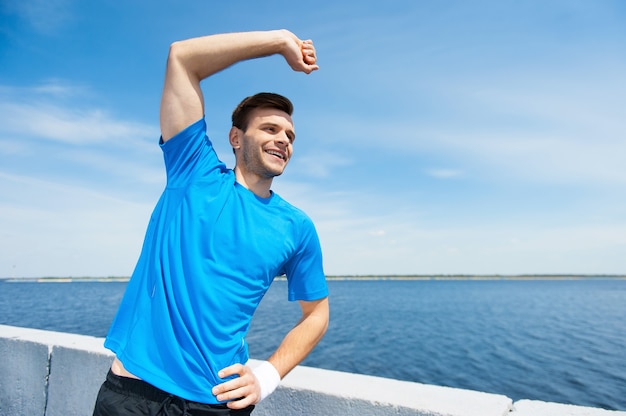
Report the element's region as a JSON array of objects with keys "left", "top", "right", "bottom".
[
  {"left": 159, "top": 118, "right": 226, "bottom": 187},
  {"left": 283, "top": 217, "right": 328, "bottom": 302}
]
